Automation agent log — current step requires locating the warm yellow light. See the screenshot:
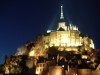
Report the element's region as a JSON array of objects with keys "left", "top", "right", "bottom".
[
  {"left": 29, "top": 50, "right": 34, "bottom": 56},
  {"left": 61, "top": 36, "right": 68, "bottom": 44},
  {"left": 82, "top": 55, "right": 88, "bottom": 59},
  {"left": 62, "top": 37, "right": 67, "bottom": 43}
]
